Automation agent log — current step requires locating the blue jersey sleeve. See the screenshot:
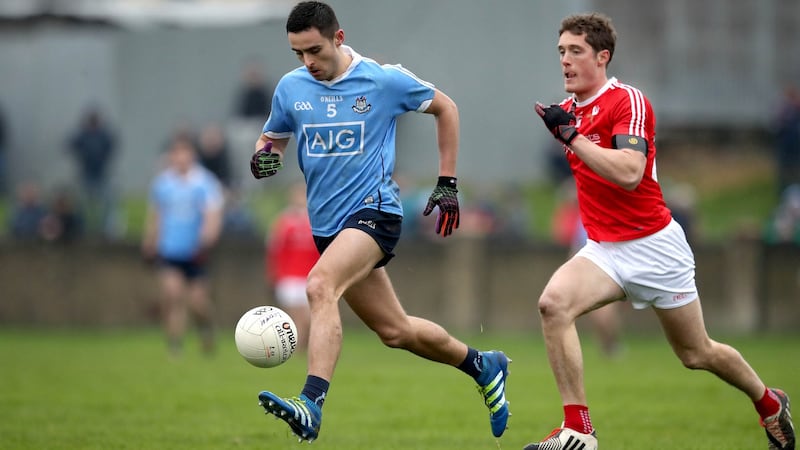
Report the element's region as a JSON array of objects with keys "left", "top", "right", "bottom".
[{"left": 382, "top": 64, "right": 436, "bottom": 114}]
